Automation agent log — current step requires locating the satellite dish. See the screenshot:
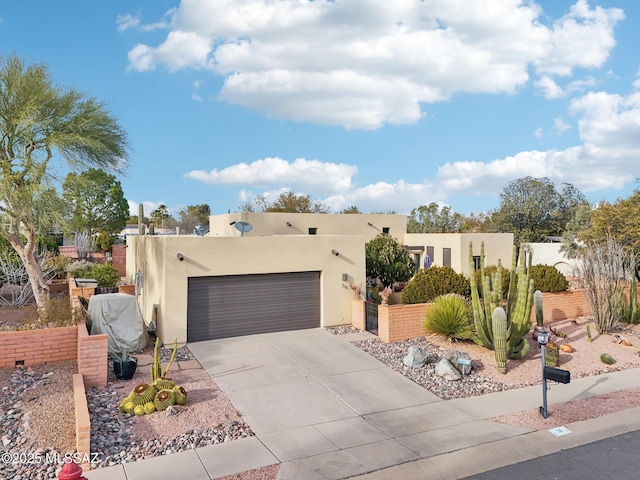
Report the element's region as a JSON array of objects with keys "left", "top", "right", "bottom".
[
  {"left": 193, "top": 225, "right": 210, "bottom": 236},
  {"left": 234, "top": 221, "right": 253, "bottom": 236}
]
